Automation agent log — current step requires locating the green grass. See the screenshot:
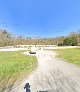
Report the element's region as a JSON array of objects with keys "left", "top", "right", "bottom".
[
  {"left": 56, "top": 48, "right": 80, "bottom": 65},
  {"left": 0, "top": 51, "right": 37, "bottom": 91}
]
